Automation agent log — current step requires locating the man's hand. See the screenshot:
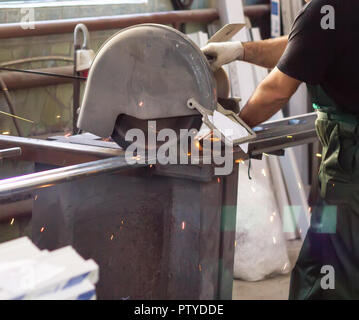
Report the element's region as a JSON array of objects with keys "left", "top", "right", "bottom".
[
  {"left": 202, "top": 36, "right": 288, "bottom": 70},
  {"left": 201, "top": 41, "right": 244, "bottom": 71}
]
